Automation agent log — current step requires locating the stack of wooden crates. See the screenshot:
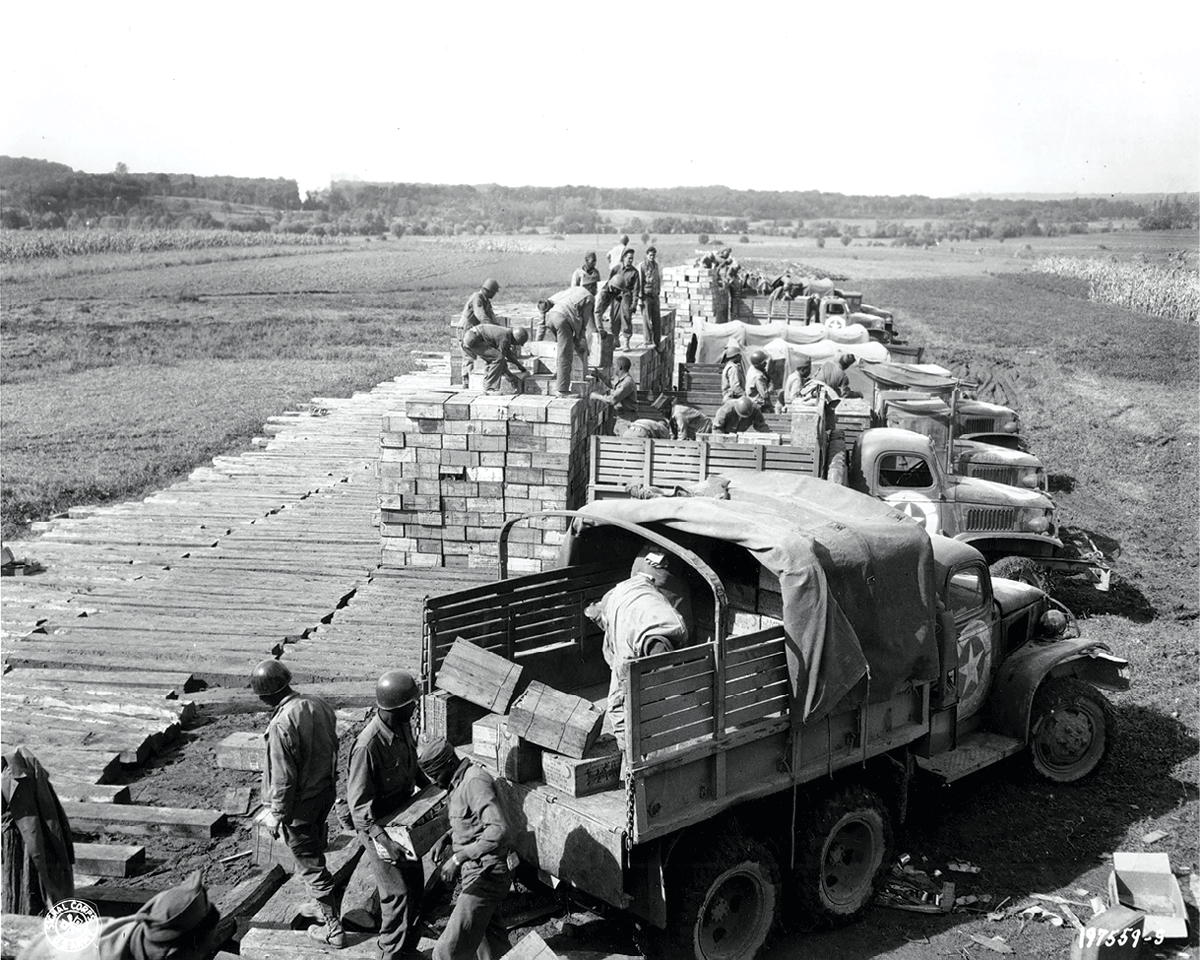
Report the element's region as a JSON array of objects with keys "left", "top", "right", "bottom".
[
  {"left": 378, "top": 392, "right": 603, "bottom": 573},
  {"left": 424, "top": 640, "right": 621, "bottom": 799}
]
